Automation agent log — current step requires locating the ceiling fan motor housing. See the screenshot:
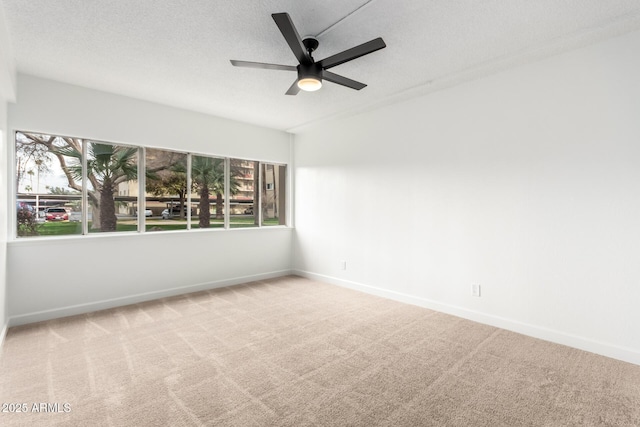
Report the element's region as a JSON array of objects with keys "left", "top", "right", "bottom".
[{"left": 298, "top": 62, "right": 323, "bottom": 82}]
